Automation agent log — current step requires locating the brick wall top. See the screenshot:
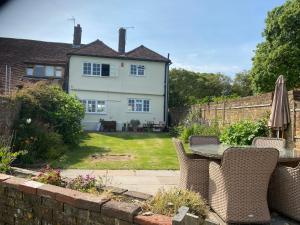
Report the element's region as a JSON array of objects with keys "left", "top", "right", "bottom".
[{"left": 0, "top": 173, "right": 171, "bottom": 225}]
